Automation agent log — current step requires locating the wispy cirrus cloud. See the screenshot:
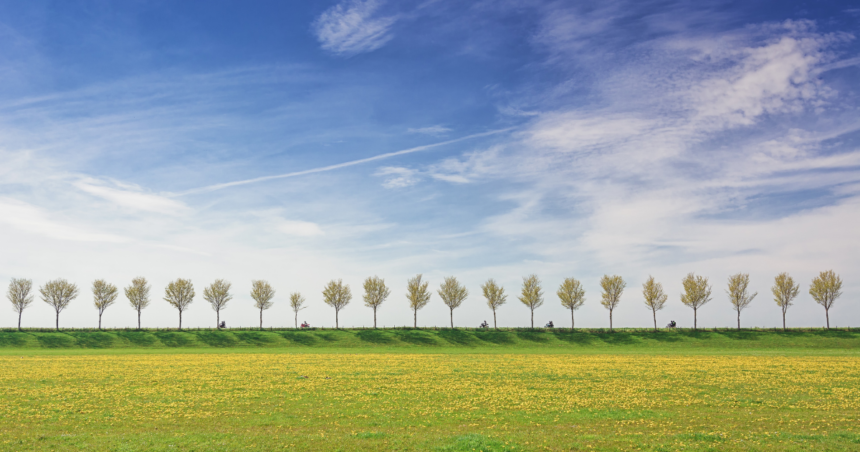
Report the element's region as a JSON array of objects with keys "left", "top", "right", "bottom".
[
  {"left": 407, "top": 125, "right": 451, "bottom": 135},
  {"left": 74, "top": 178, "right": 189, "bottom": 215},
  {"left": 313, "top": 0, "right": 399, "bottom": 56},
  {"left": 474, "top": 17, "right": 860, "bottom": 277},
  {"left": 375, "top": 166, "right": 419, "bottom": 188}
]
